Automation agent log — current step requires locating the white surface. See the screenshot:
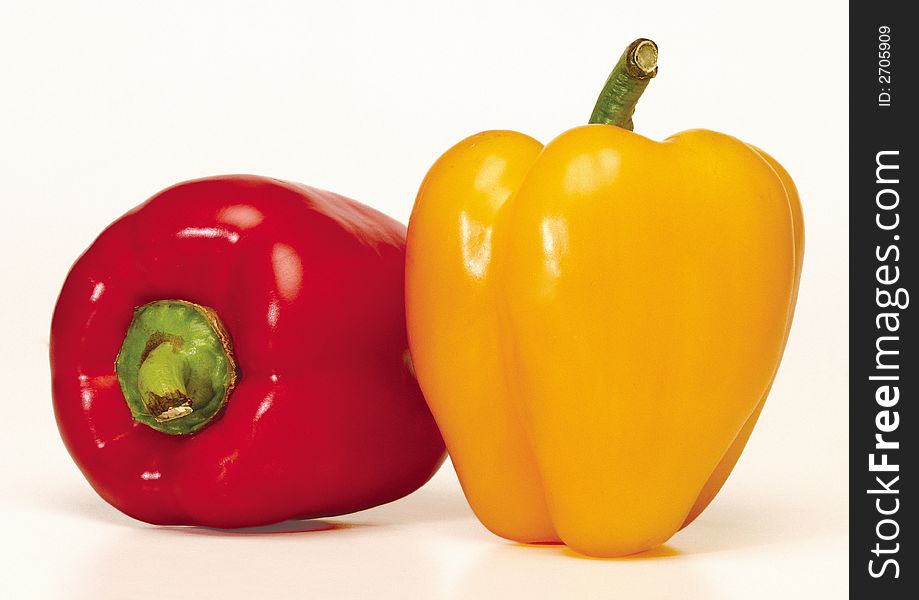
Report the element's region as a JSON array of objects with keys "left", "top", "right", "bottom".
[{"left": 1, "top": 1, "right": 847, "bottom": 598}]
